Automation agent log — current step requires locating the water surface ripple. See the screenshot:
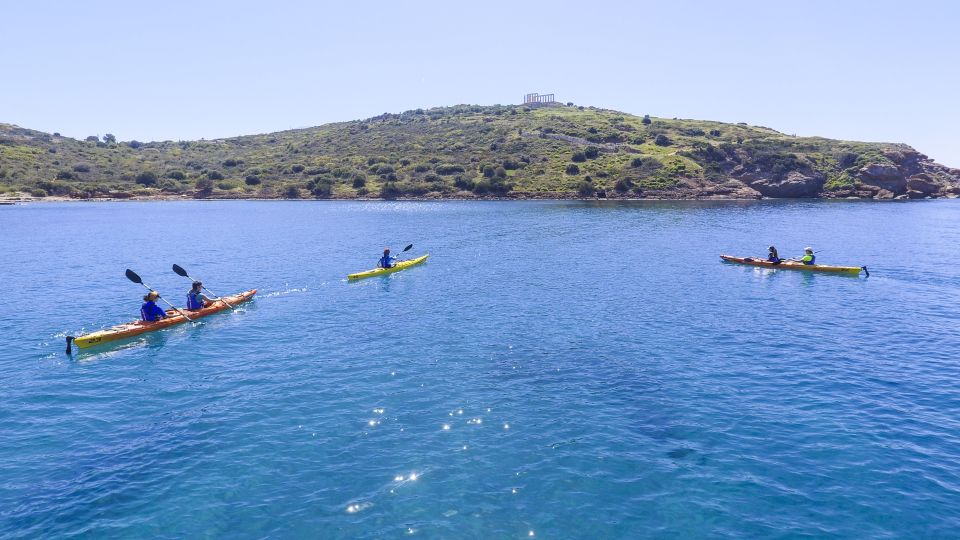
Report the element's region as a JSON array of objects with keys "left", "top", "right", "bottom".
[{"left": 2, "top": 200, "right": 959, "bottom": 538}]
